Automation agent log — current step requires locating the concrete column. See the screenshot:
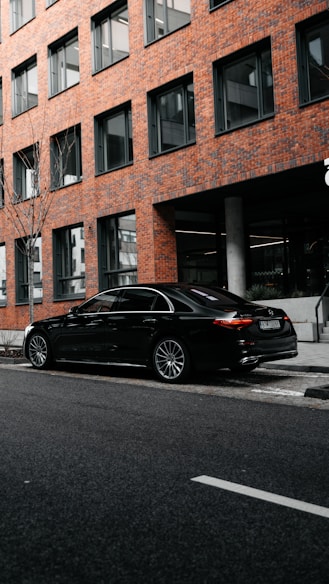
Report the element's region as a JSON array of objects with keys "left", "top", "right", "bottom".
[{"left": 224, "top": 196, "right": 246, "bottom": 297}]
